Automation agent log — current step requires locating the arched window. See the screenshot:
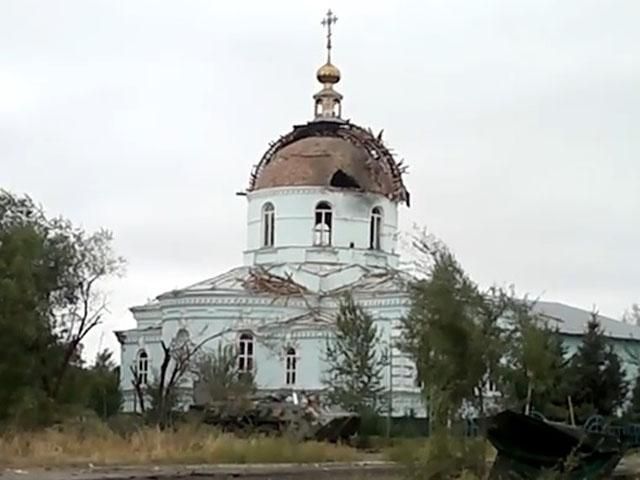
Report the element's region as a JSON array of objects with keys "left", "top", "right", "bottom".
[
  {"left": 285, "top": 347, "right": 297, "bottom": 386},
  {"left": 313, "top": 201, "right": 332, "bottom": 246},
  {"left": 238, "top": 333, "right": 254, "bottom": 372},
  {"left": 136, "top": 350, "right": 149, "bottom": 385},
  {"left": 174, "top": 328, "right": 190, "bottom": 349},
  {"left": 369, "top": 206, "right": 383, "bottom": 250},
  {"left": 262, "top": 202, "right": 275, "bottom": 247}
]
